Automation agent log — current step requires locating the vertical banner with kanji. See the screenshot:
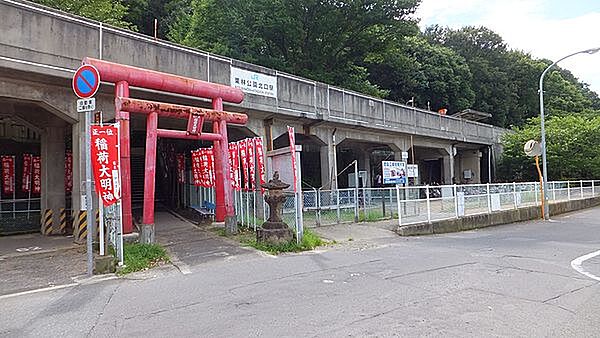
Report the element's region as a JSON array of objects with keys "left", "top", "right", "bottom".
[
  {"left": 90, "top": 124, "right": 121, "bottom": 206},
  {"left": 208, "top": 147, "right": 215, "bottom": 187},
  {"left": 247, "top": 138, "right": 256, "bottom": 191},
  {"left": 32, "top": 156, "right": 41, "bottom": 194},
  {"left": 65, "top": 151, "right": 73, "bottom": 193},
  {"left": 22, "top": 154, "right": 32, "bottom": 193},
  {"left": 176, "top": 154, "right": 185, "bottom": 184},
  {"left": 254, "top": 137, "right": 266, "bottom": 193},
  {"left": 239, "top": 140, "right": 249, "bottom": 191},
  {"left": 228, "top": 142, "right": 241, "bottom": 191},
  {"left": 287, "top": 126, "right": 297, "bottom": 192},
  {"left": 1, "top": 155, "right": 15, "bottom": 195},
  {"left": 191, "top": 150, "right": 202, "bottom": 186},
  {"left": 199, "top": 148, "right": 209, "bottom": 187}
]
